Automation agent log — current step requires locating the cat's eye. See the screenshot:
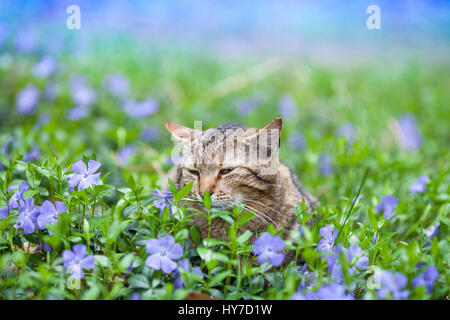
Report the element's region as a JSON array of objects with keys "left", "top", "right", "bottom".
[
  {"left": 187, "top": 169, "right": 200, "bottom": 176},
  {"left": 219, "top": 168, "right": 234, "bottom": 175}
]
